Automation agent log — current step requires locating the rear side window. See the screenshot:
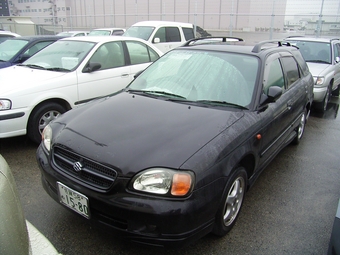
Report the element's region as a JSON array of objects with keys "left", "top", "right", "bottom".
[
  {"left": 280, "top": 57, "right": 300, "bottom": 88},
  {"left": 183, "top": 27, "right": 195, "bottom": 40},
  {"left": 126, "top": 41, "right": 160, "bottom": 65},
  {"left": 292, "top": 50, "right": 309, "bottom": 76}
]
